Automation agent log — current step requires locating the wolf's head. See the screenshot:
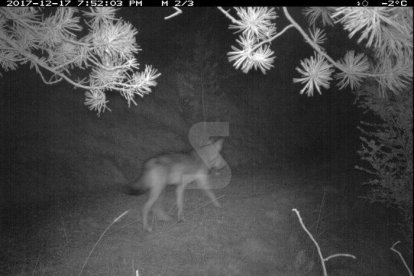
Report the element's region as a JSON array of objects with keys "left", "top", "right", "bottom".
[{"left": 197, "top": 138, "right": 227, "bottom": 171}]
